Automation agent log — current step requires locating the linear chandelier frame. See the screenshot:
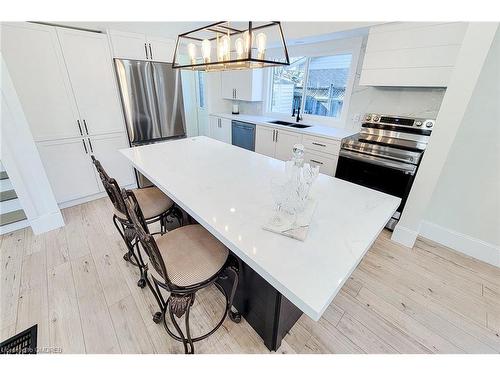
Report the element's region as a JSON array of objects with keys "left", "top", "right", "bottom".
[{"left": 172, "top": 21, "right": 290, "bottom": 71}]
